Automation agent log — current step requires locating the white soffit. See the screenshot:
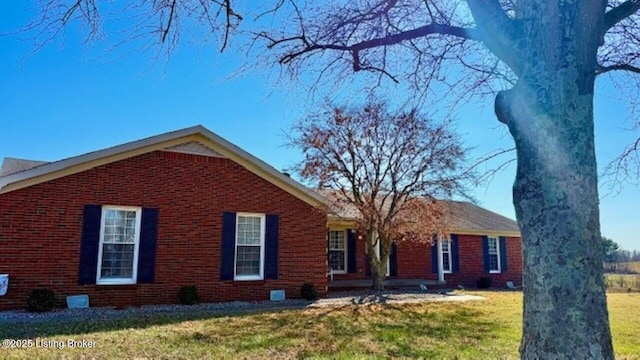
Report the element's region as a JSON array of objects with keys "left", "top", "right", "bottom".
[{"left": 164, "top": 141, "right": 225, "bottom": 157}]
